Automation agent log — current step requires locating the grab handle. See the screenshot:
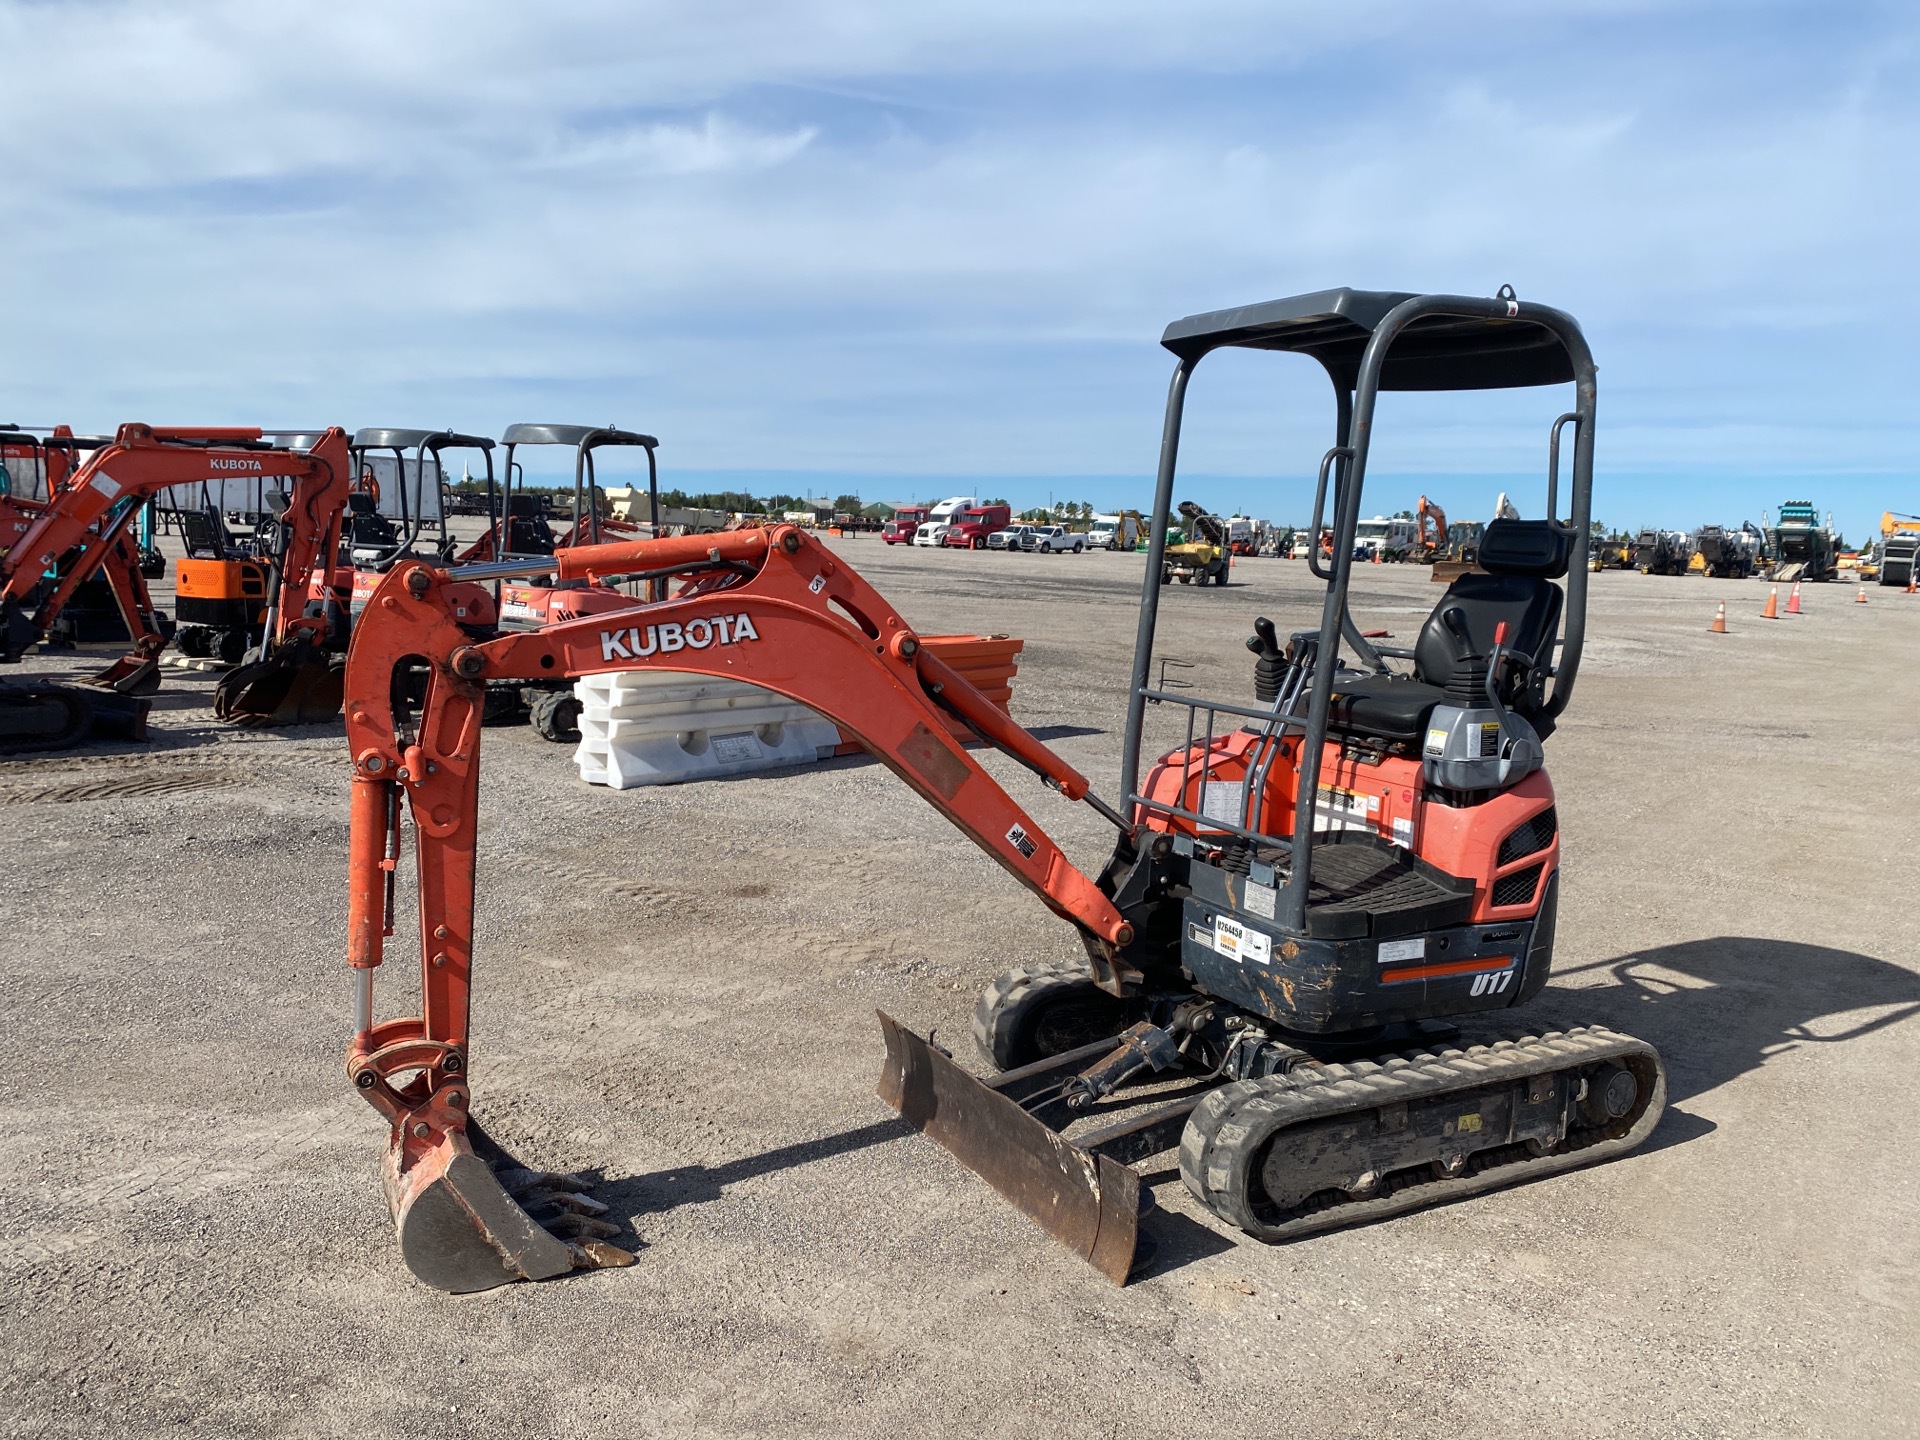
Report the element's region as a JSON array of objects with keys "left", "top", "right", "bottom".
[{"left": 1307, "top": 446, "right": 1353, "bottom": 581}]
